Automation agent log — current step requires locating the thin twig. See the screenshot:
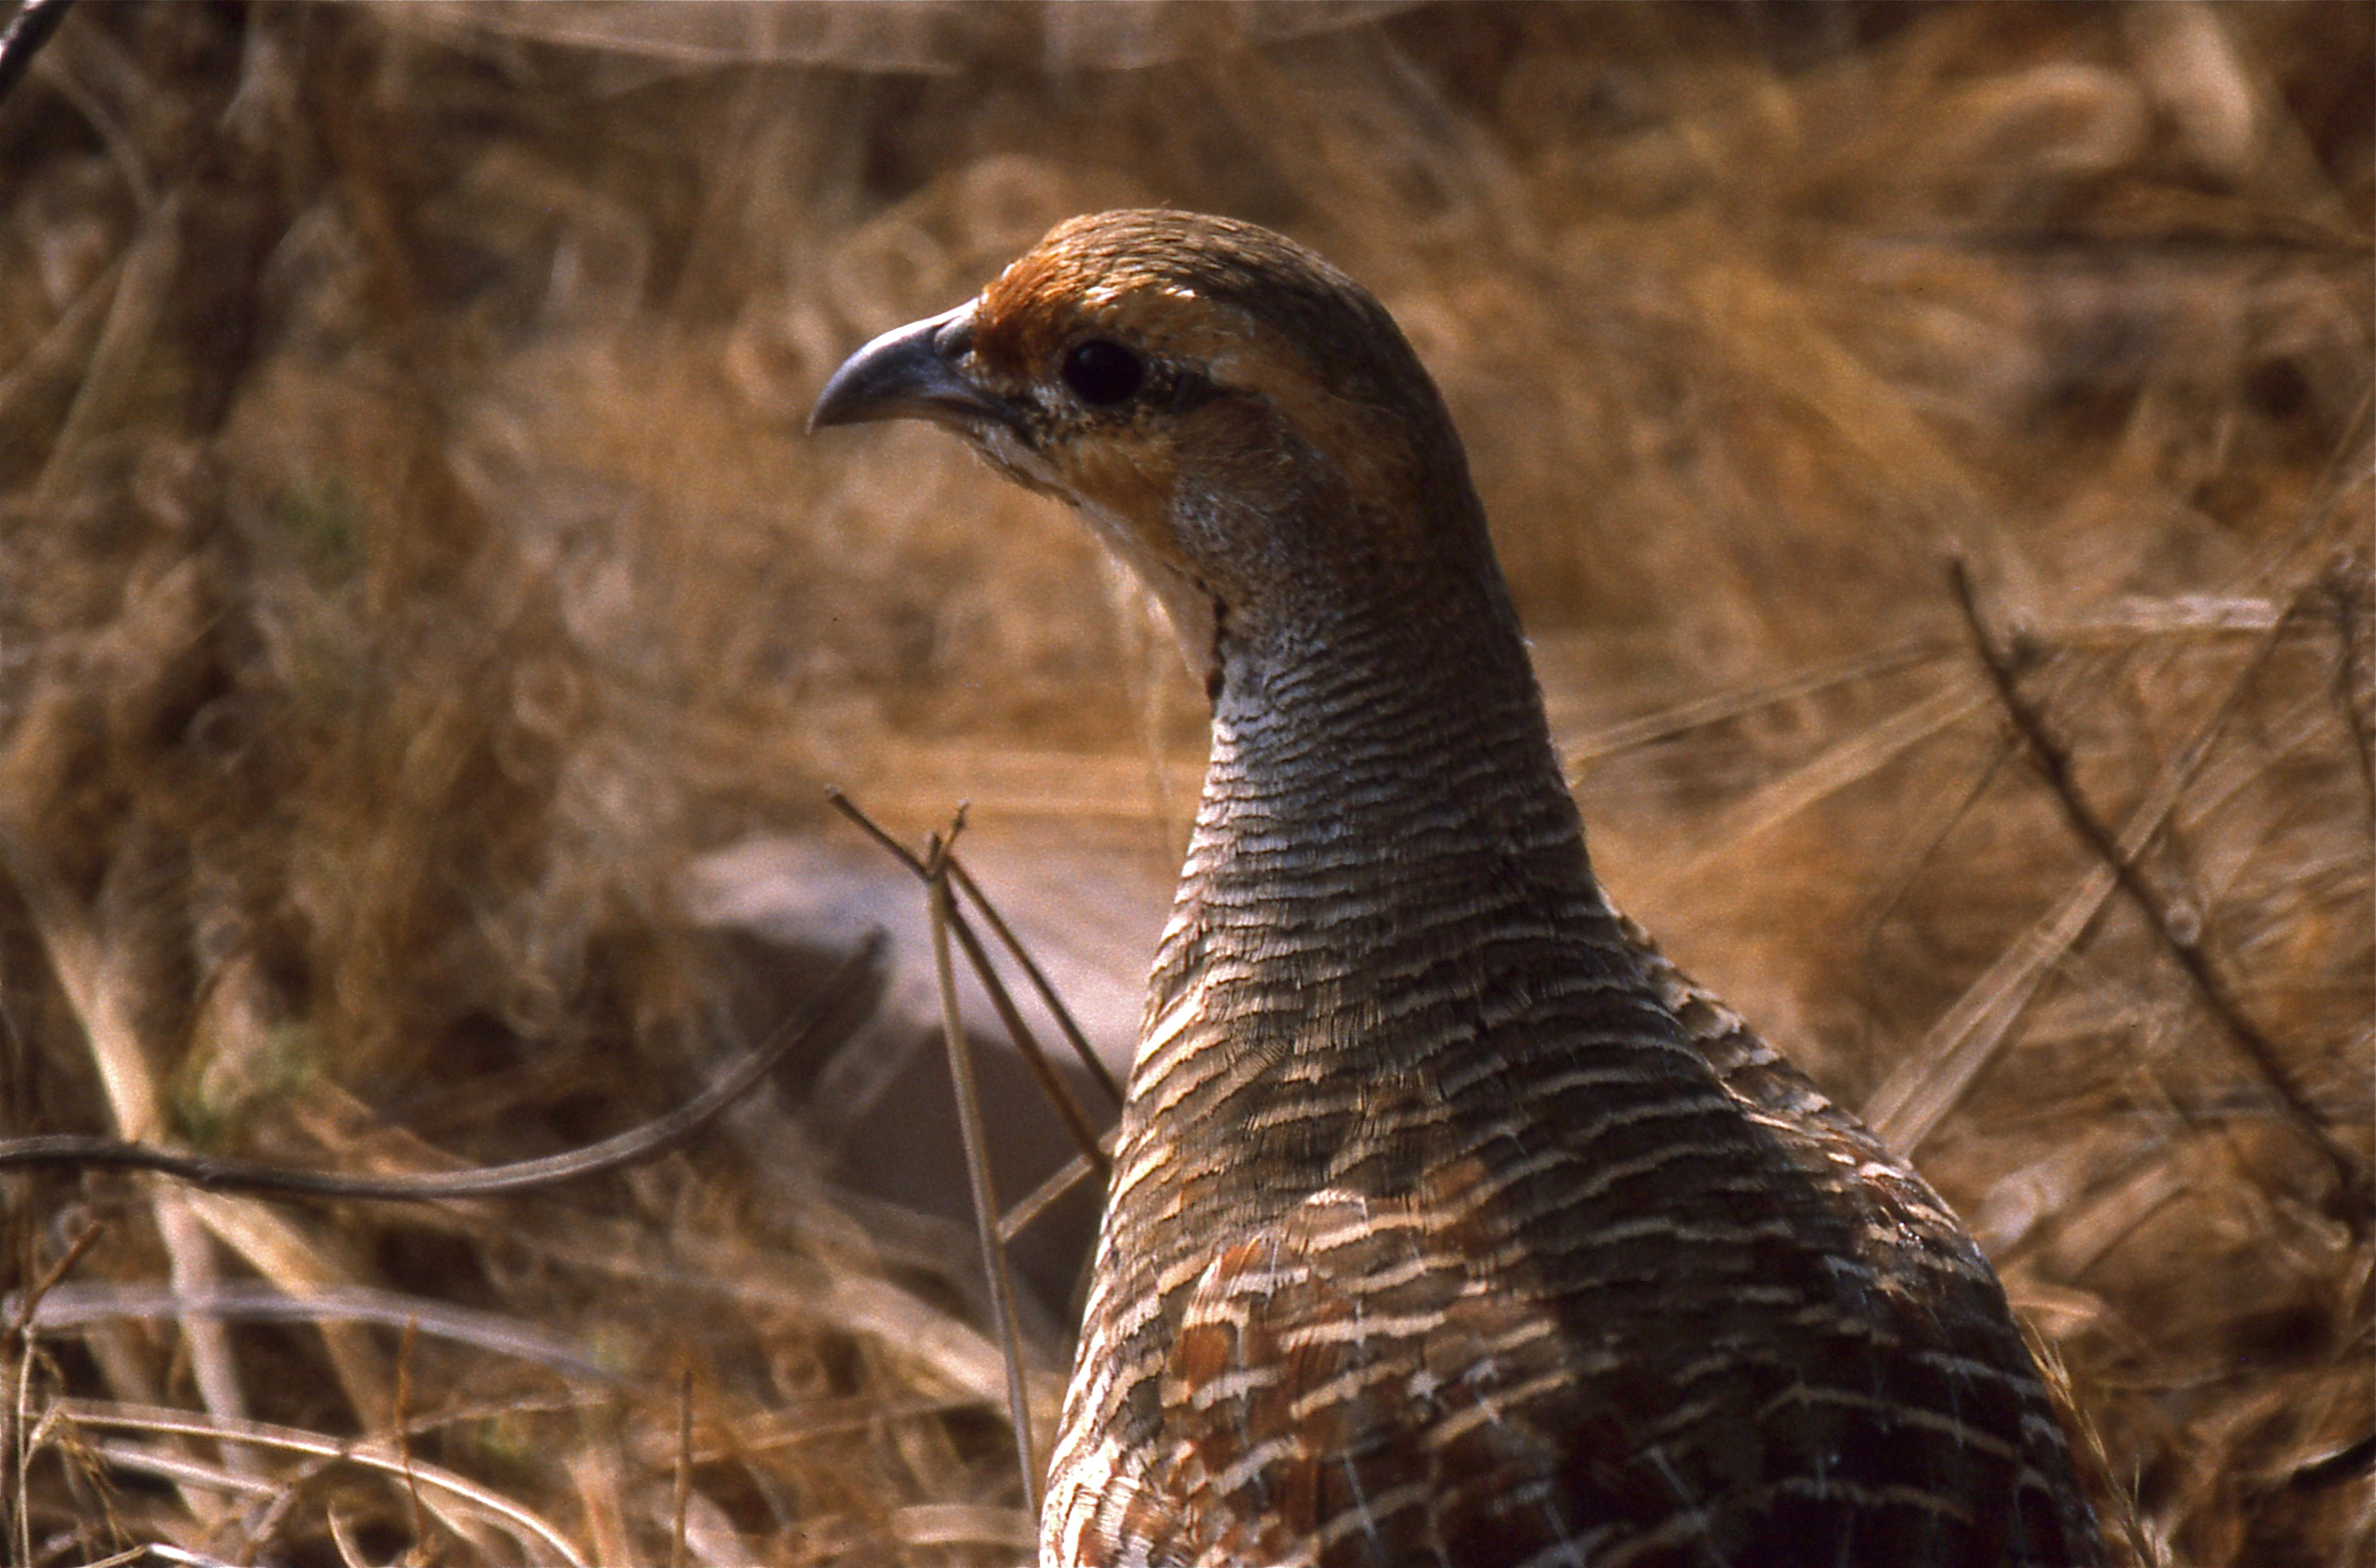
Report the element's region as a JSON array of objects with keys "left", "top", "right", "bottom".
[
  {"left": 59, "top": 1547, "right": 142, "bottom": 1568},
  {"left": 2320, "top": 553, "right": 2375, "bottom": 803},
  {"left": 326, "top": 1504, "right": 371, "bottom": 1568},
  {"left": 5, "top": 1218, "right": 104, "bottom": 1341},
  {"left": 924, "top": 829, "right": 1040, "bottom": 1517},
  {"left": 6, "top": 1215, "right": 102, "bottom": 1564},
  {"left": 1867, "top": 572, "right": 2315, "bottom": 1156},
  {"left": 1854, "top": 736, "right": 2019, "bottom": 1034},
  {"left": 393, "top": 1315, "right": 426, "bottom": 1554},
  {"left": 145, "top": 1548, "right": 247, "bottom": 1568},
  {"left": 90, "top": 1442, "right": 278, "bottom": 1499},
  {"left": 824, "top": 788, "right": 932, "bottom": 878},
  {"left": 947, "top": 857, "right": 1124, "bottom": 1107},
  {"left": 11, "top": 1283, "right": 619, "bottom": 1385},
  {"left": 54, "top": 1399, "right": 591, "bottom": 1567},
  {"left": 8, "top": 1293, "right": 39, "bottom": 1568},
  {"left": 884, "top": 855, "right": 1118, "bottom": 1175},
  {"left": 709, "top": 1395, "right": 983, "bottom": 1461},
  {"left": 1672, "top": 681, "right": 1987, "bottom": 883},
  {"left": 940, "top": 902, "right": 1111, "bottom": 1177},
  {"left": 997, "top": 1138, "right": 1116, "bottom": 1247},
  {"left": 229, "top": 1450, "right": 338, "bottom": 1563},
  {"left": 1949, "top": 559, "right": 2365, "bottom": 1208},
  {"left": 671, "top": 1363, "right": 693, "bottom": 1568},
  {"left": 829, "top": 788, "right": 1116, "bottom": 1159},
  {"left": 1565, "top": 638, "right": 1957, "bottom": 770},
  {"left": 0, "top": 934, "right": 883, "bottom": 1200}
]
